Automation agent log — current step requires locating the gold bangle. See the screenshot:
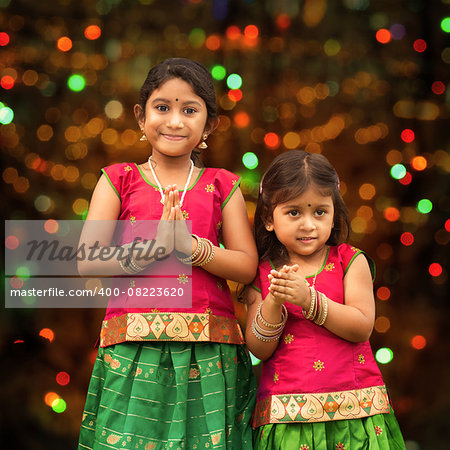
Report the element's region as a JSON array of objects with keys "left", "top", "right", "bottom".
[
  {"left": 257, "top": 302, "right": 288, "bottom": 328},
  {"left": 303, "top": 287, "right": 316, "bottom": 320},
  {"left": 251, "top": 320, "right": 283, "bottom": 342},
  {"left": 177, "top": 234, "right": 201, "bottom": 264}
]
